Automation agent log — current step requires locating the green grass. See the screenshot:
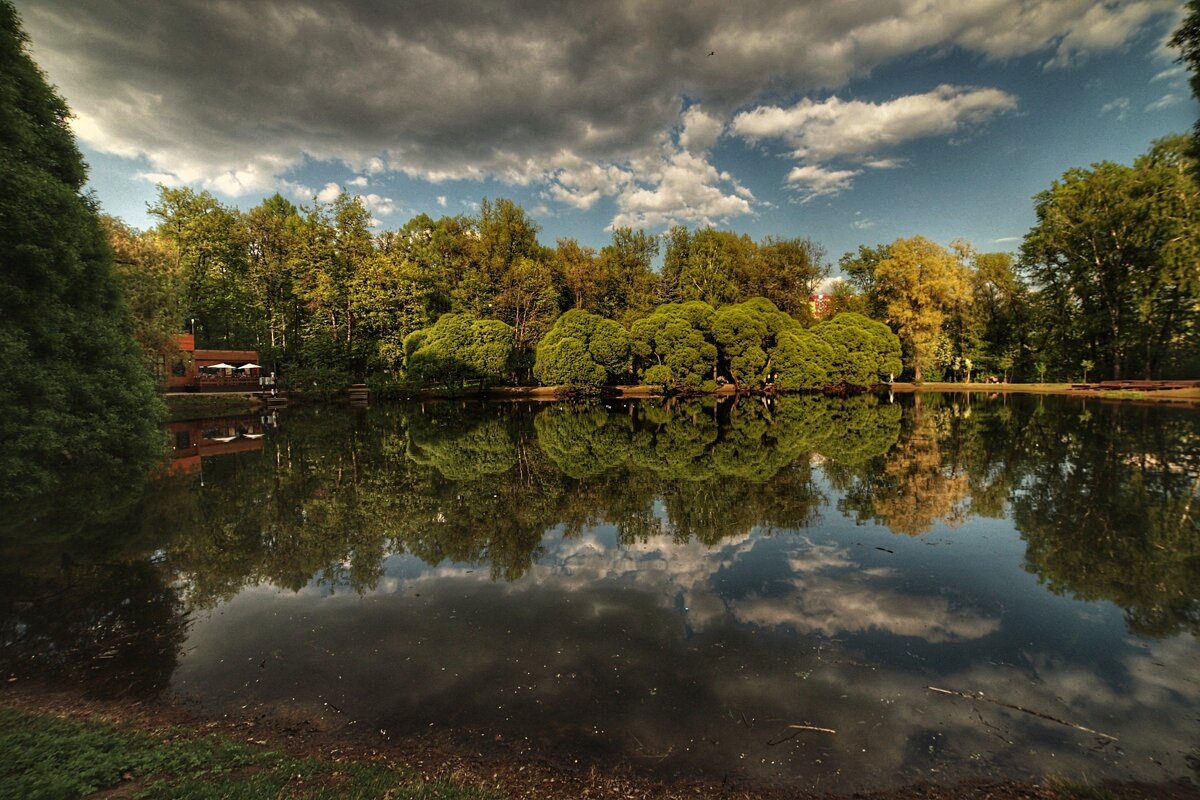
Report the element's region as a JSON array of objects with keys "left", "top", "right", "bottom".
[{"left": 0, "top": 707, "right": 503, "bottom": 800}]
